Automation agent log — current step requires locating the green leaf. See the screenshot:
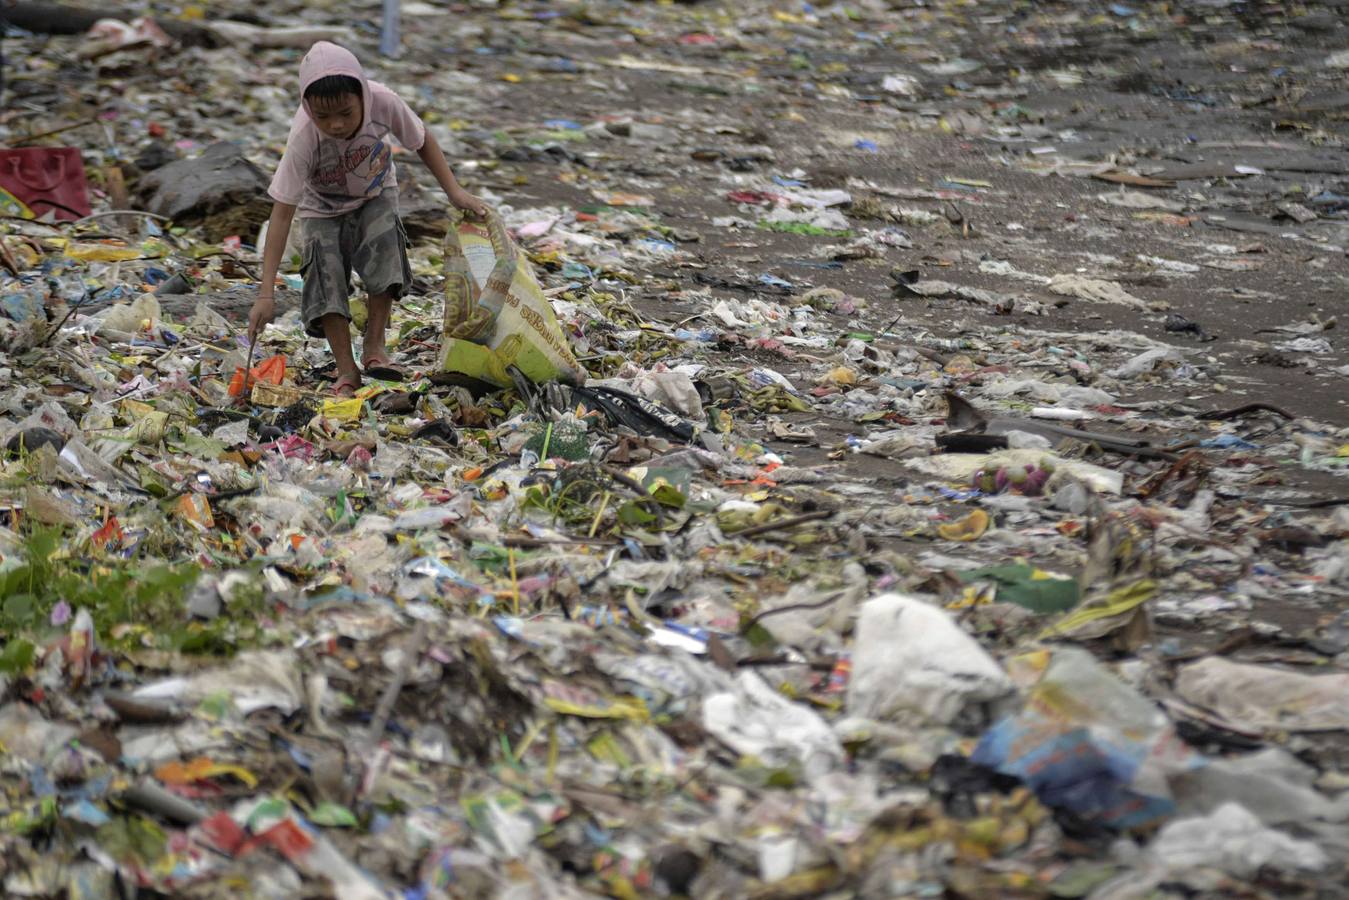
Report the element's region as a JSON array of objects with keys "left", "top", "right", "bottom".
[
  {"left": 244, "top": 797, "right": 291, "bottom": 831},
  {"left": 0, "top": 639, "right": 36, "bottom": 674},
  {"left": 133, "top": 565, "right": 198, "bottom": 606},
  {"left": 519, "top": 483, "right": 552, "bottom": 512},
  {"left": 616, "top": 501, "right": 657, "bottom": 526},
  {"left": 757, "top": 220, "right": 851, "bottom": 238},
  {"left": 171, "top": 431, "right": 227, "bottom": 459},
  {"left": 741, "top": 622, "right": 778, "bottom": 648},
  {"left": 649, "top": 483, "right": 687, "bottom": 510},
  {"left": 197, "top": 692, "right": 232, "bottom": 720},
  {"left": 25, "top": 526, "right": 63, "bottom": 567},
  {"left": 0, "top": 566, "right": 28, "bottom": 598},
  {"left": 178, "top": 627, "right": 234, "bottom": 655},
  {"left": 3, "top": 593, "right": 36, "bottom": 624},
  {"left": 96, "top": 815, "right": 167, "bottom": 866},
  {"left": 139, "top": 468, "right": 172, "bottom": 497}
]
